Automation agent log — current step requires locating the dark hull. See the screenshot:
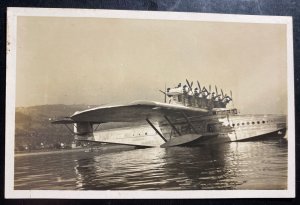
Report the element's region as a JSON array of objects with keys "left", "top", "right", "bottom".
[
  {"left": 182, "top": 128, "right": 287, "bottom": 146},
  {"left": 235, "top": 128, "right": 287, "bottom": 142}
]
